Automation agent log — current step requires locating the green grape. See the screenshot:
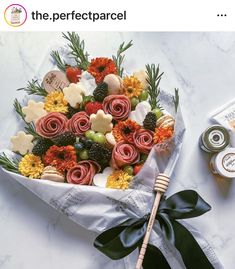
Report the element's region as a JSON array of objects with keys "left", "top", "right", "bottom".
[
  {"left": 123, "top": 165, "right": 134, "bottom": 175},
  {"left": 139, "top": 90, "right": 148, "bottom": 101},
  {"left": 140, "top": 153, "right": 148, "bottom": 161},
  {"left": 152, "top": 108, "right": 163, "bottom": 119},
  {"left": 131, "top": 97, "right": 139, "bottom": 109},
  {"left": 93, "top": 132, "right": 106, "bottom": 144},
  {"left": 79, "top": 149, "right": 89, "bottom": 160},
  {"left": 85, "top": 130, "right": 95, "bottom": 140}
]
